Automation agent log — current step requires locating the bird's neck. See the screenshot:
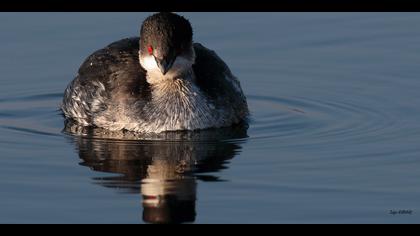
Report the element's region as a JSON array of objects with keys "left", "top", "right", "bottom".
[
  {"left": 149, "top": 69, "right": 197, "bottom": 101},
  {"left": 147, "top": 68, "right": 196, "bottom": 94}
]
